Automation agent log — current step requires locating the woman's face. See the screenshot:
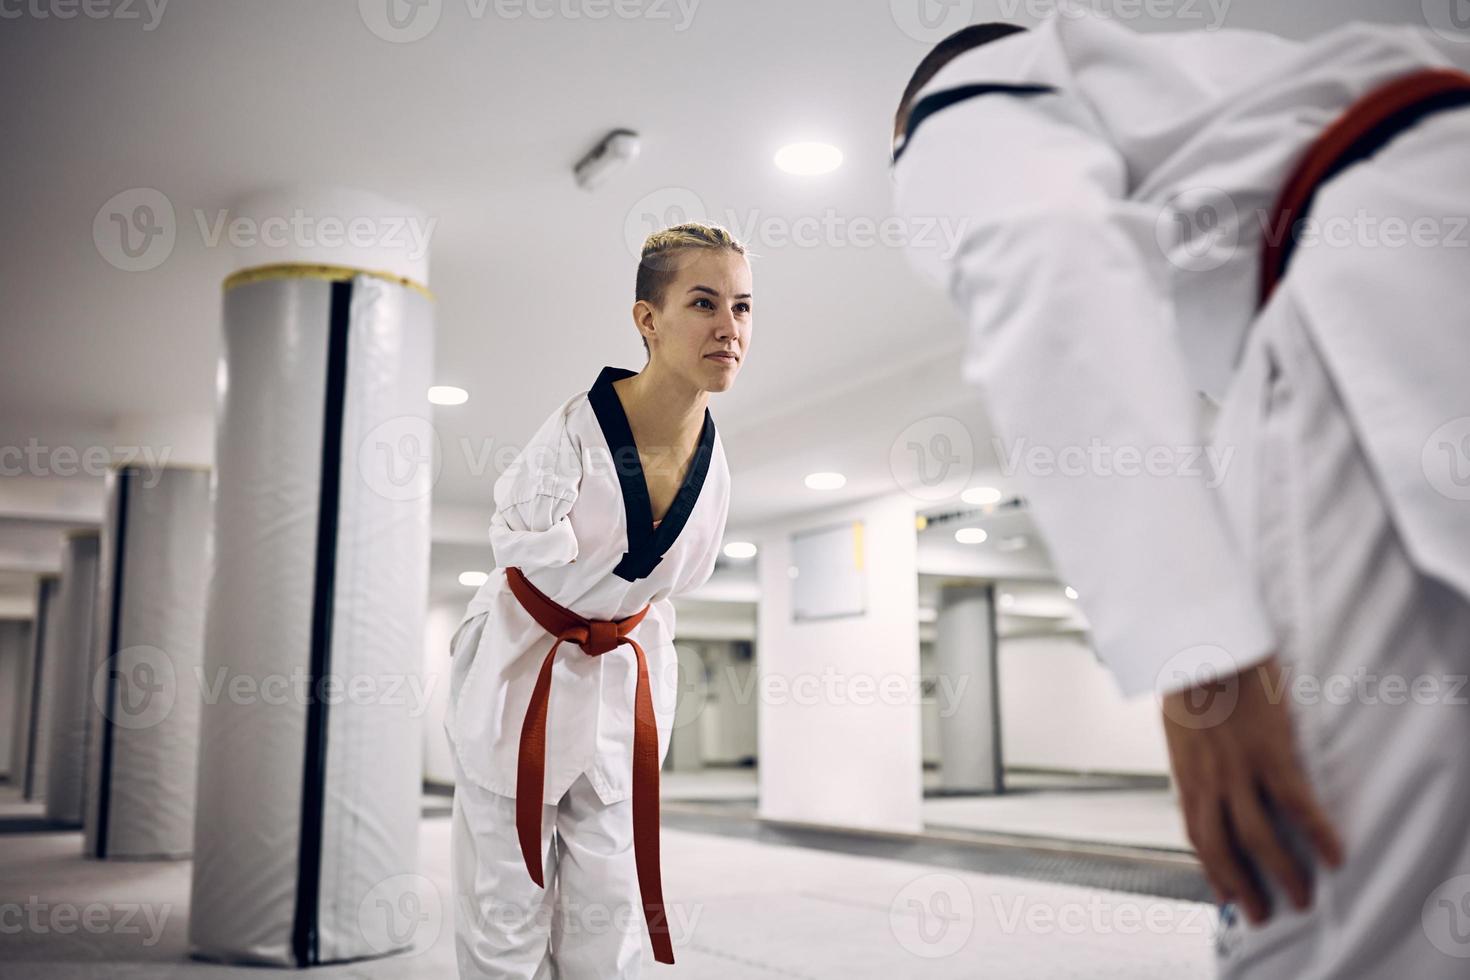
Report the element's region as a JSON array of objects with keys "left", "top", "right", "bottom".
[{"left": 638, "top": 248, "right": 752, "bottom": 393}]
